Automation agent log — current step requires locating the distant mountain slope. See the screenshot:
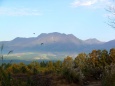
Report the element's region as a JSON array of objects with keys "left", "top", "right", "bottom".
[
  {"left": 84, "top": 38, "right": 103, "bottom": 44},
  {"left": 101, "top": 39, "right": 115, "bottom": 50},
  {"left": 0, "top": 32, "right": 114, "bottom": 53}
]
